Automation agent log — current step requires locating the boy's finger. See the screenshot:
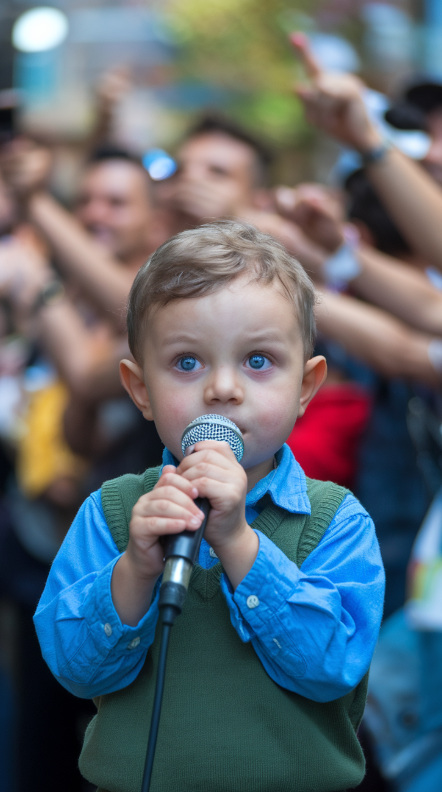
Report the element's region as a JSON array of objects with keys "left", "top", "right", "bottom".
[
  {"left": 138, "top": 497, "right": 203, "bottom": 527},
  {"left": 142, "top": 517, "right": 192, "bottom": 534},
  {"left": 148, "top": 482, "right": 203, "bottom": 515},
  {"left": 179, "top": 442, "right": 237, "bottom": 472},
  {"left": 156, "top": 470, "right": 199, "bottom": 500},
  {"left": 290, "top": 33, "right": 322, "bottom": 80},
  {"left": 193, "top": 439, "right": 237, "bottom": 460},
  {"left": 180, "top": 463, "right": 236, "bottom": 486},
  {"left": 183, "top": 476, "right": 241, "bottom": 509}
]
